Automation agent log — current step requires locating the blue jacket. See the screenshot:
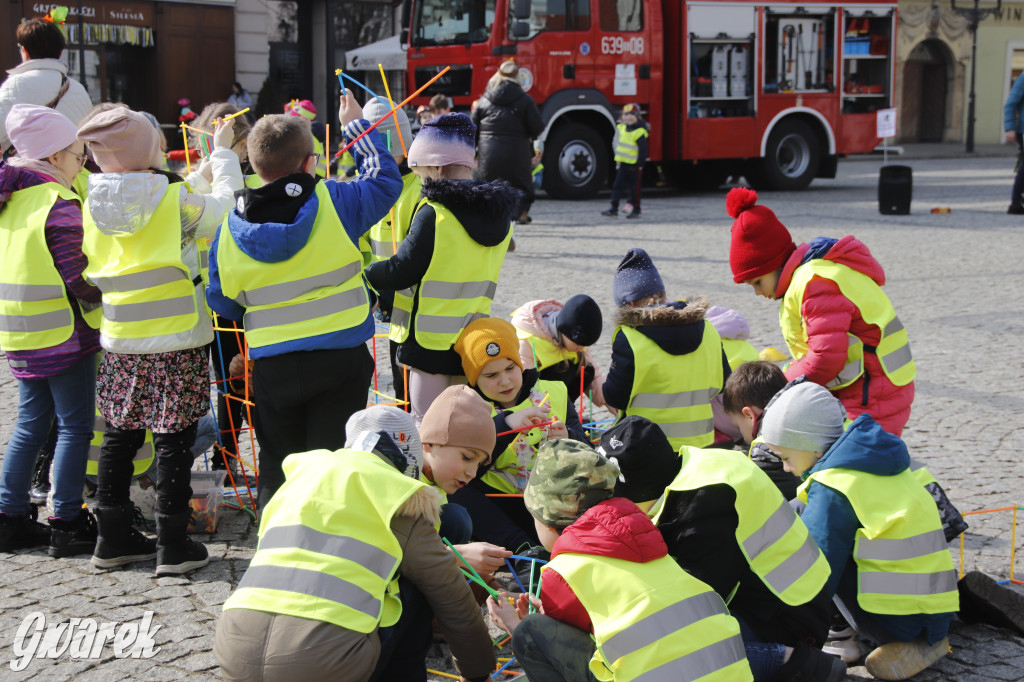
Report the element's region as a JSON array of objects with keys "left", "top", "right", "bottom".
[
  {"left": 801, "top": 413, "right": 953, "bottom": 643},
  {"left": 206, "top": 119, "right": 401, "bottom": 359},
  {"left": 1005, "top": 72, "right": 1024, "bottom": 134}
]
